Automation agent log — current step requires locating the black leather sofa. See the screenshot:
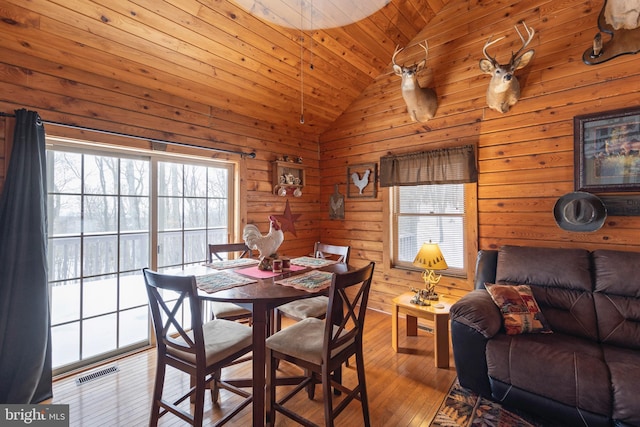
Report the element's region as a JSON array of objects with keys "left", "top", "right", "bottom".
[{"left": 450, "top": 245, "right": 640, "bottom": 427}]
